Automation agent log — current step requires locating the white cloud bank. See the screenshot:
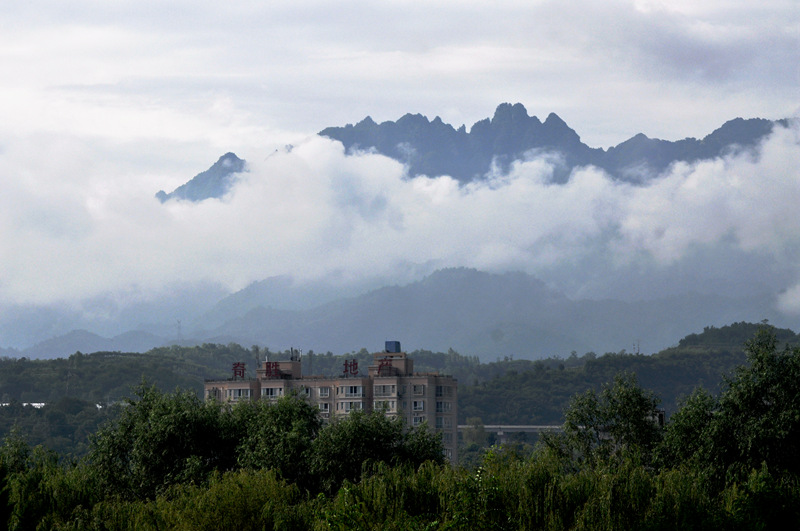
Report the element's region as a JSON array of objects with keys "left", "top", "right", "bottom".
[{"left": 1, "top": 121, "right": 798, "bottom": 317}]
